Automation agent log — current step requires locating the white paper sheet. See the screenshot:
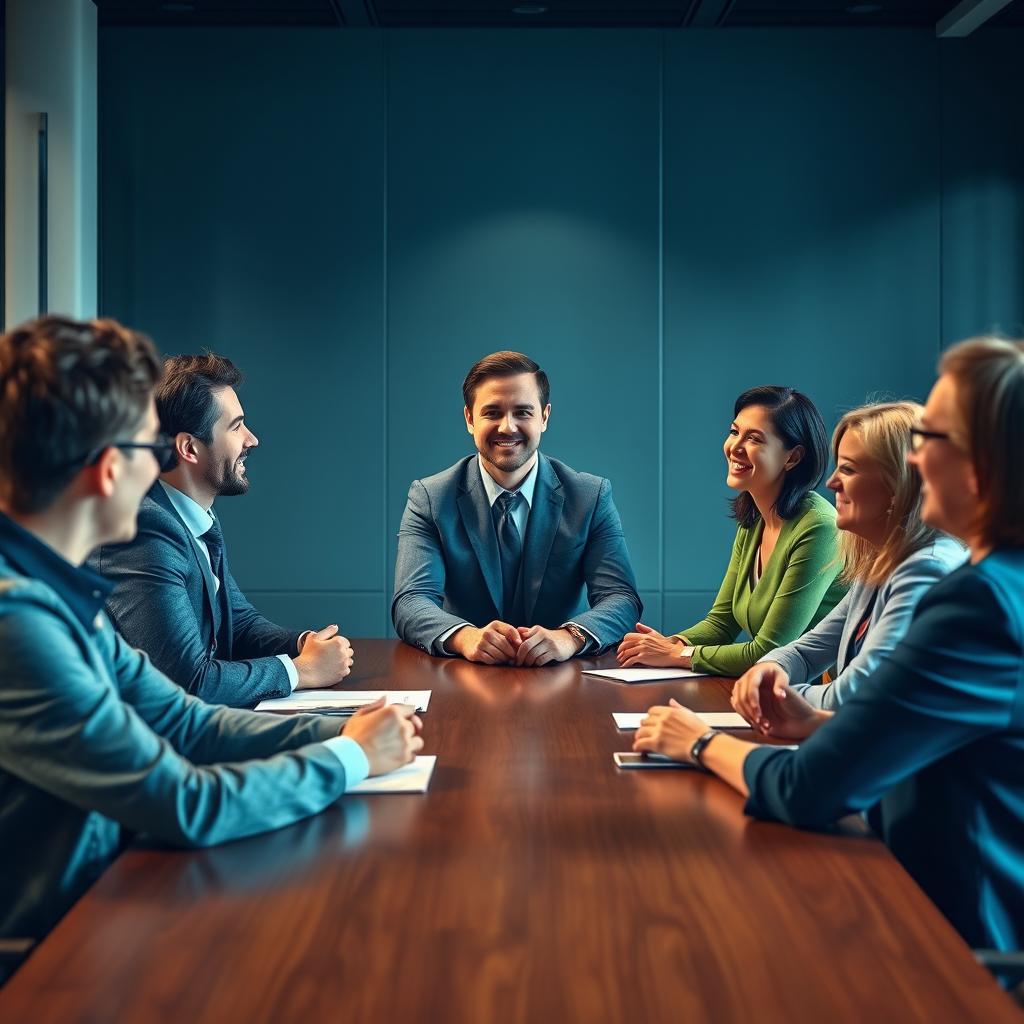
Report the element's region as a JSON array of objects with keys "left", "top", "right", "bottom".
[
  {"left": 347, "top": 756, "right": 436, "bottom": 794},
  {"left": 582, "top": 668, "right": 708, "bottom": 683},
  {"left": 255, "top": 690, "right": 431, "bottom": 714},
  {"left": 612, "top": 711, "right": 750, "bottom": 730}
]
